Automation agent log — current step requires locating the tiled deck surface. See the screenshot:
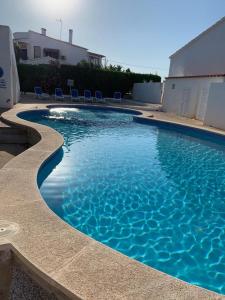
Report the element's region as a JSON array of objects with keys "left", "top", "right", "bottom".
[{"left": 0, "top": 97, "right": 224, "bottom": 299}]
